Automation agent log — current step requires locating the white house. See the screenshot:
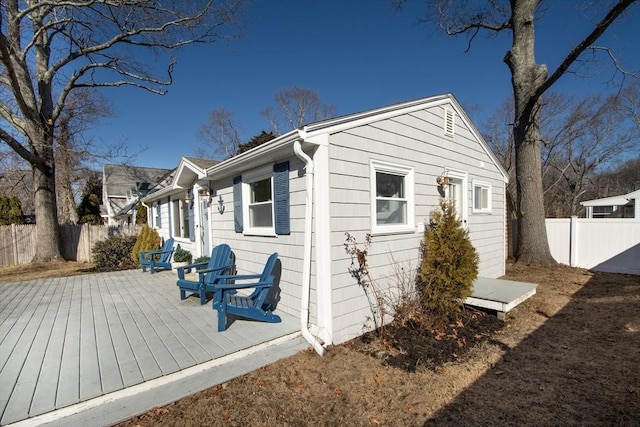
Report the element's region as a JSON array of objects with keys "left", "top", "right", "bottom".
[
  {"left": 580, "top": 189, "right": 640, "bottom": 218},
  {"left": 143, "top": 94, "right": 509, "bottom": 353},
  {"left": 141, "top": 157, "right": 219, "bottom": 258},
  {"left": 102, "top": 164, "right": 173, "bottom": 225}
]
